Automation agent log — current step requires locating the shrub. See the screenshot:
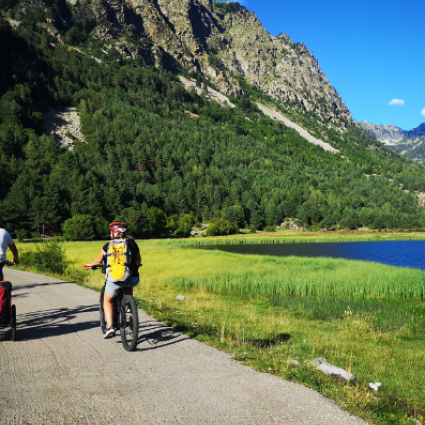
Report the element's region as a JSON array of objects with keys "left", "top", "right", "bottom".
[
  {"left": 205, "top": 218, "right": 239, "bottom": 236},
  {"left": 175, "top": 213, "right": 196, "bottom": 236},
  {"left": 20, "top": 240, "right": 70, "bottom": 275},
  {"left": 16, "top": 229, "right": 27, "bottom": 242}
]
